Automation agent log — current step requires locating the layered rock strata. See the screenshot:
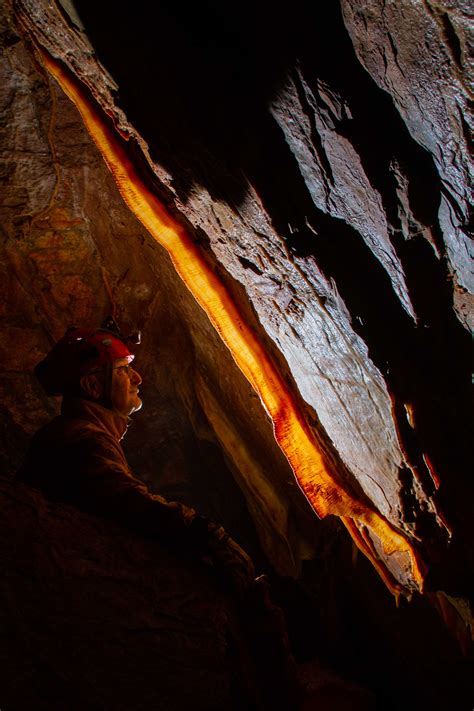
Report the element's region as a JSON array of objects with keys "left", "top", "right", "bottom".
[
  {"left": 0, "top": 1, "right": 473, "bottom": 707},
  {"left": 8, "top": 0, "right": 472, "bottom": 596}
]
